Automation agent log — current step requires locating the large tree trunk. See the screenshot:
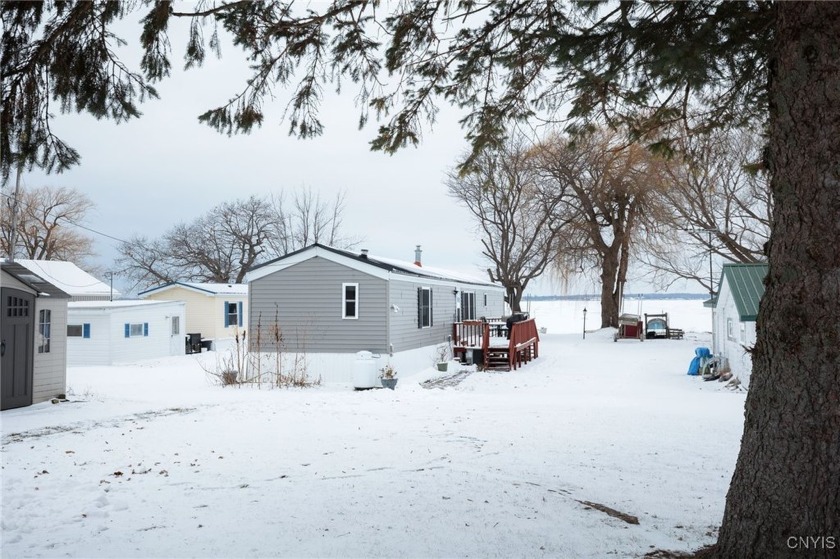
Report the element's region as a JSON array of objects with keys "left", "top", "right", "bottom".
[
  {"left": 599, "top": 253, "right": 620, "bottom": 328},
  {"left": 715, "top": 4, "right": 840, "bottom": 557}
]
